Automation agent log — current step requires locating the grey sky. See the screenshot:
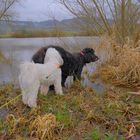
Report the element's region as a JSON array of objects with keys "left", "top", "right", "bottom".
[{"left": 14, "top": 0, "right": 73, "bottom": 21}]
